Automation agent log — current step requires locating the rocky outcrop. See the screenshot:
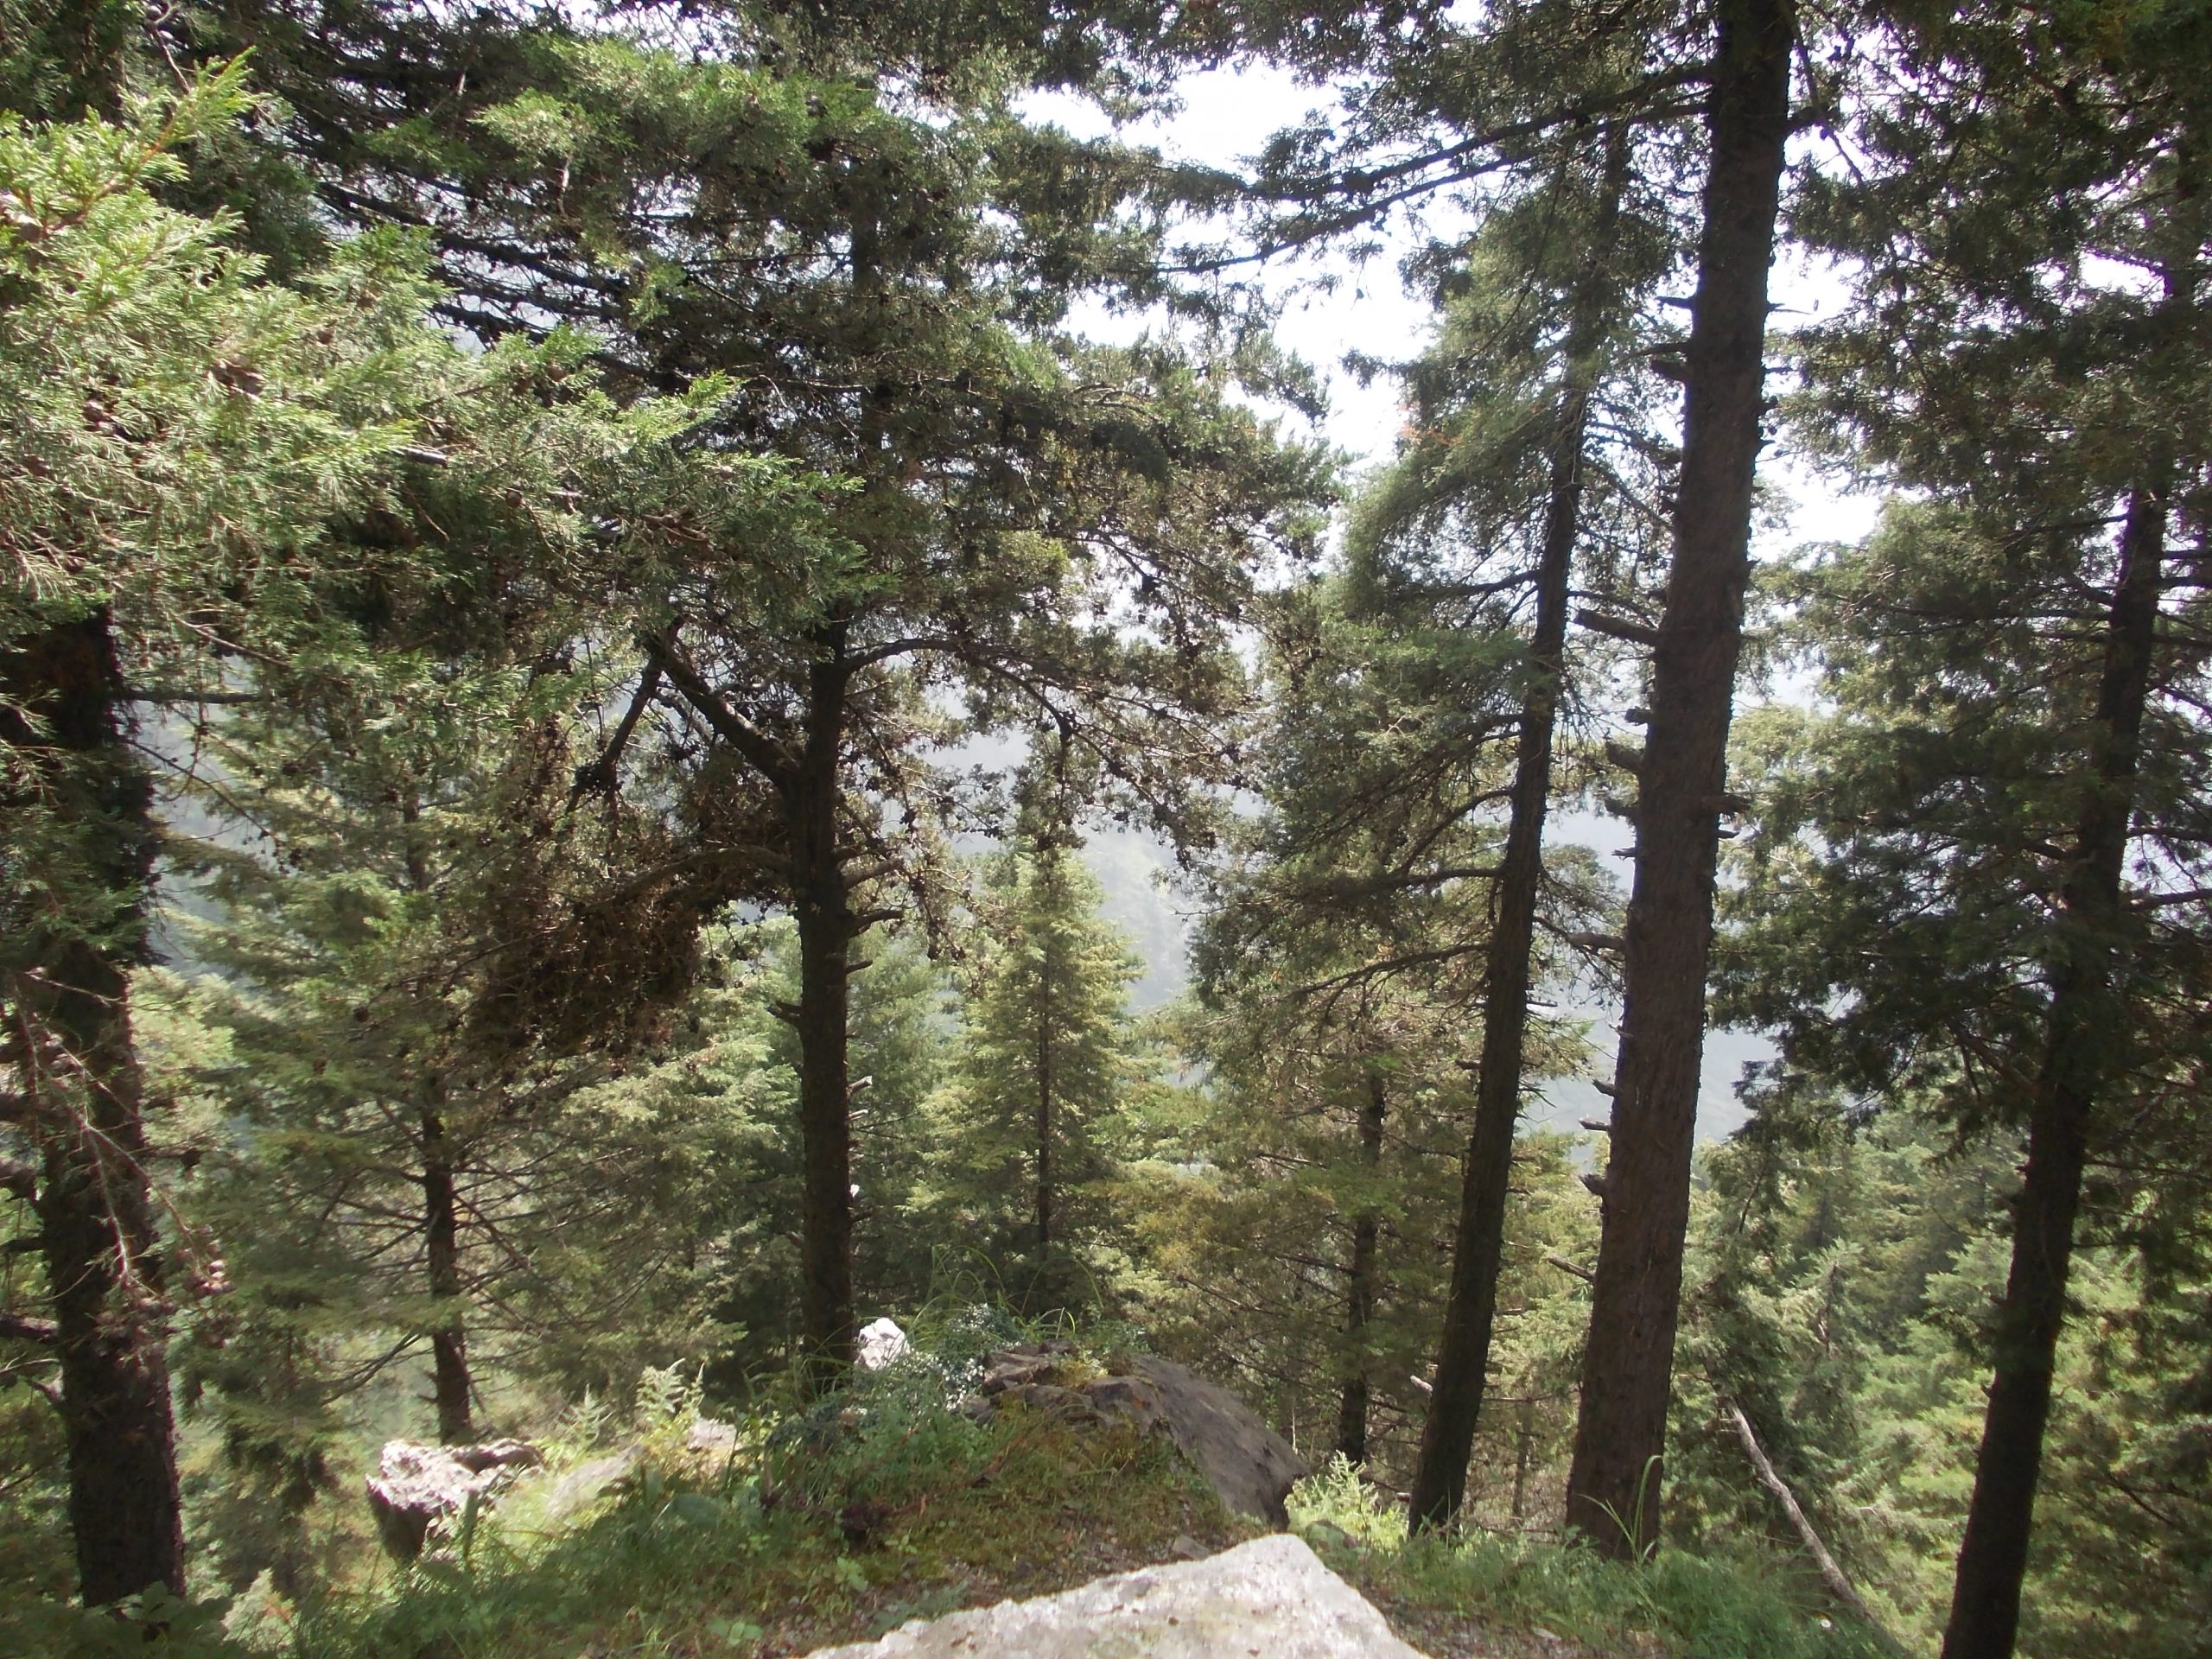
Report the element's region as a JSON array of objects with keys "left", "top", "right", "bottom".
[
  {"left": 966, "top": 1344, "right": 1306, "bottom": 1526},
  {"left": 365, "top": 1439, "right": 543, "bottom": 1560},
  {"left": 806, "top": 1533, "right": 1428, "bottom": 1658},
  {"left": 687, "top": 1416, "right": 741, "bottom": 1455},
  {"left": 1120, "top": 1356, "right": 1308, "bottom": 1528}
]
